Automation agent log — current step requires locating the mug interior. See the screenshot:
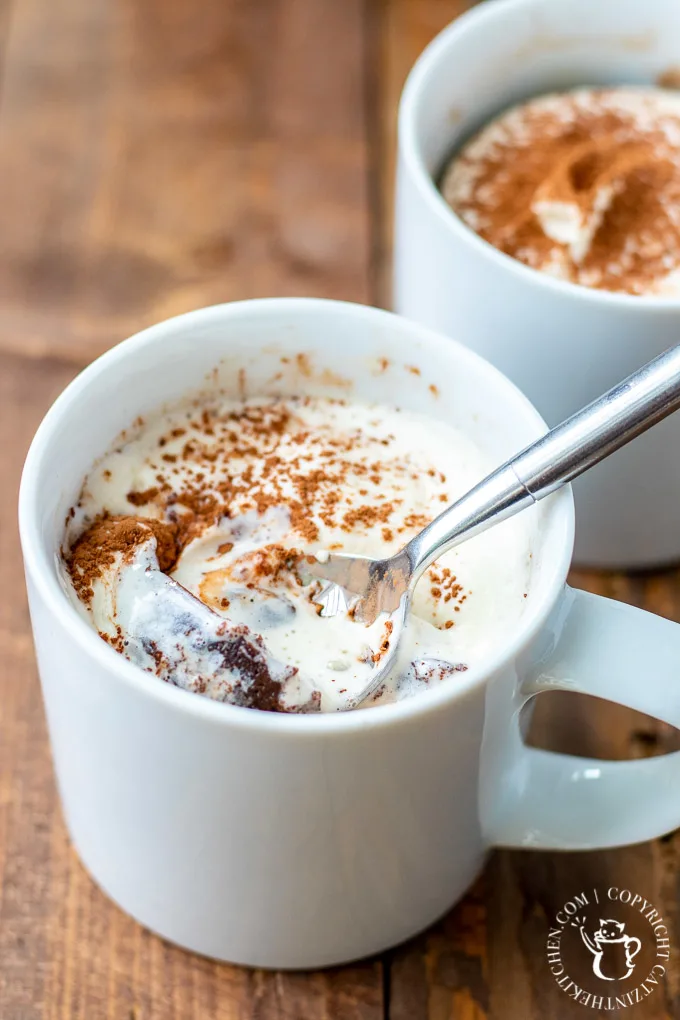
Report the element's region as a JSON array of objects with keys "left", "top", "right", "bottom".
[
  {"left": 401, "top": 0, "right": 680, "bottom": 302},
  {"left": 20, "top": 299, "right": 574, "bottom": 725}
]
